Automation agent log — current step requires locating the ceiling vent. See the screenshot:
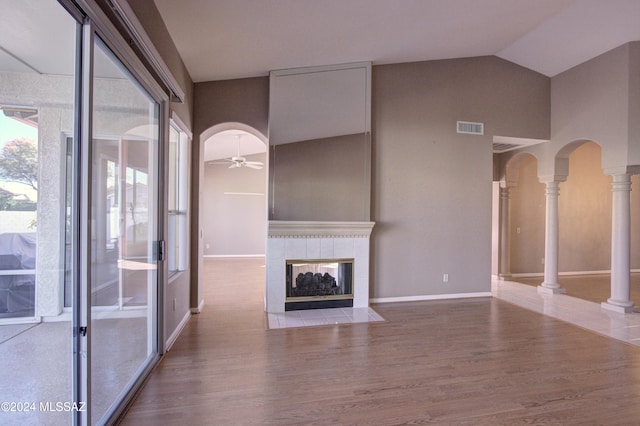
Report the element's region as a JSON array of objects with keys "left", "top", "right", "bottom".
[
  {"left": 492, "top": 136, "right": 549, "bottom": 153},
  {"left": 457, "top": 121, "right": 484, "bottom": 135}
]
